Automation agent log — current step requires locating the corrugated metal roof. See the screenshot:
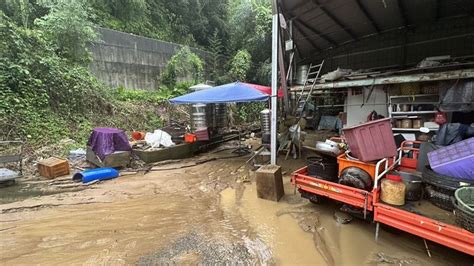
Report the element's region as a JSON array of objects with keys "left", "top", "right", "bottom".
[{"left": 279, "top": 0, "right": 474, "bottom": 60}]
